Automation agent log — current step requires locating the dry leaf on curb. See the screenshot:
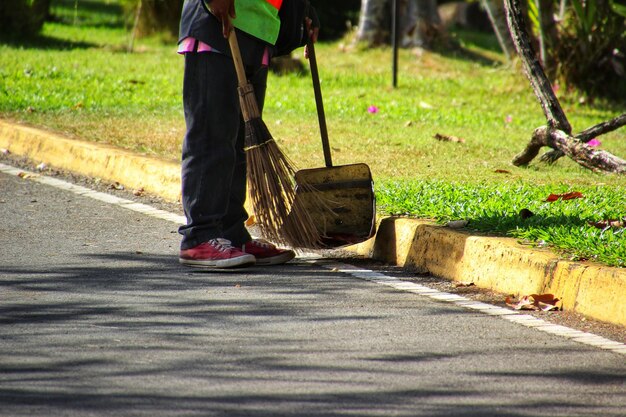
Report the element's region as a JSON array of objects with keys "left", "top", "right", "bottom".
[
  {"left": 545, "top": 191, "right": 584, "bottom": 202},
  {"left": 109, "top": 182, "right": 124, "bottom": 190},
  {"left": 506, "top": 294, "right": 560, "bottom": 311},
  {"left": 133, "top": 187, "right": 145, "bottom": 197},
  {"left": 433, "top": 133, "right": 466, "bottom": 143},
  {"left": 17, "top": 172, "right": 39, "bottom": 179},
  {"left": 453, "top": 282, "right": 475, "bottom": 288},
  {"left": 538, "top": 301, "right": 559, "bottom": 311}
]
